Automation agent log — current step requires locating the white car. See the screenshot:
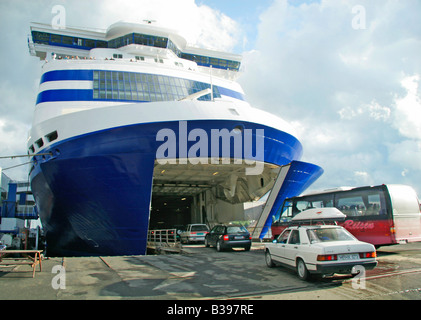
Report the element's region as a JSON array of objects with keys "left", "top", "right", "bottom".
[
  {"left": 265, "top": 208, "right": 377, "bottom": 280},
  {"left": 180, "top": 224, "right": 209, "bottom": 244}
]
